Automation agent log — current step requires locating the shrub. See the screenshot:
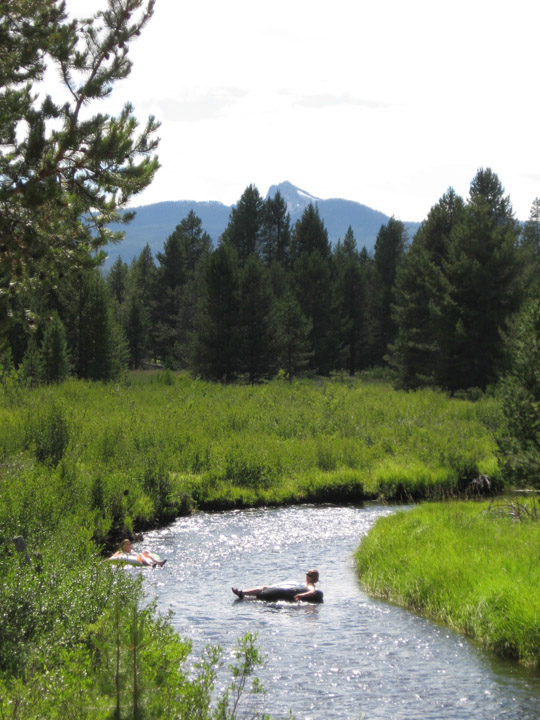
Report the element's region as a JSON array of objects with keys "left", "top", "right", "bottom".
[{"left": 25, "top": 400, "right": 70, "bottom": 467}]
